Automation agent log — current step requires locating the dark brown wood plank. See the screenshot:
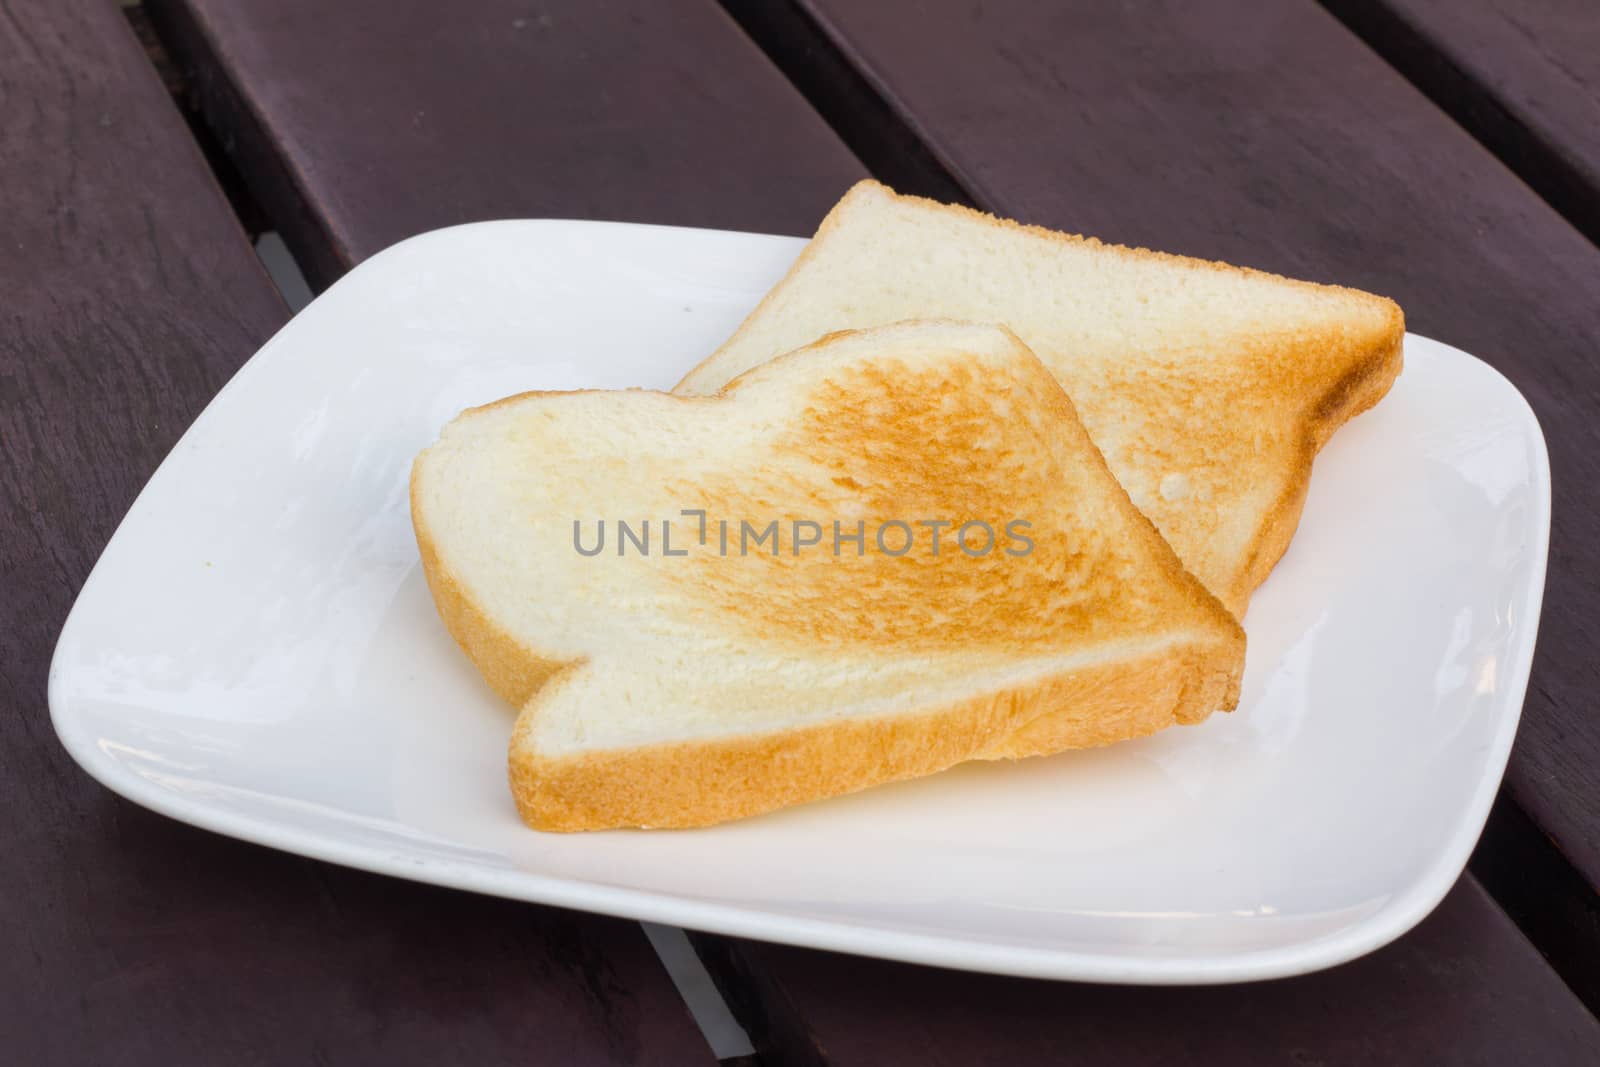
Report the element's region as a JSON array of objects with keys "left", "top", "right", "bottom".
[
  {"left": 0, "top": 1, "right": 708, "bottom": 1062},
  {"left": 143, "top": 0, "right": 867, "bottom": 290},
  {"left": 745, "top": 0, "right": 1600, "bottom": 991},
  {"left": 695, "top": 878, "right": 1600, "bottom": 1066},
  {"left": 1323, "top": 0, "right": 1600, "bottom": 247}
]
